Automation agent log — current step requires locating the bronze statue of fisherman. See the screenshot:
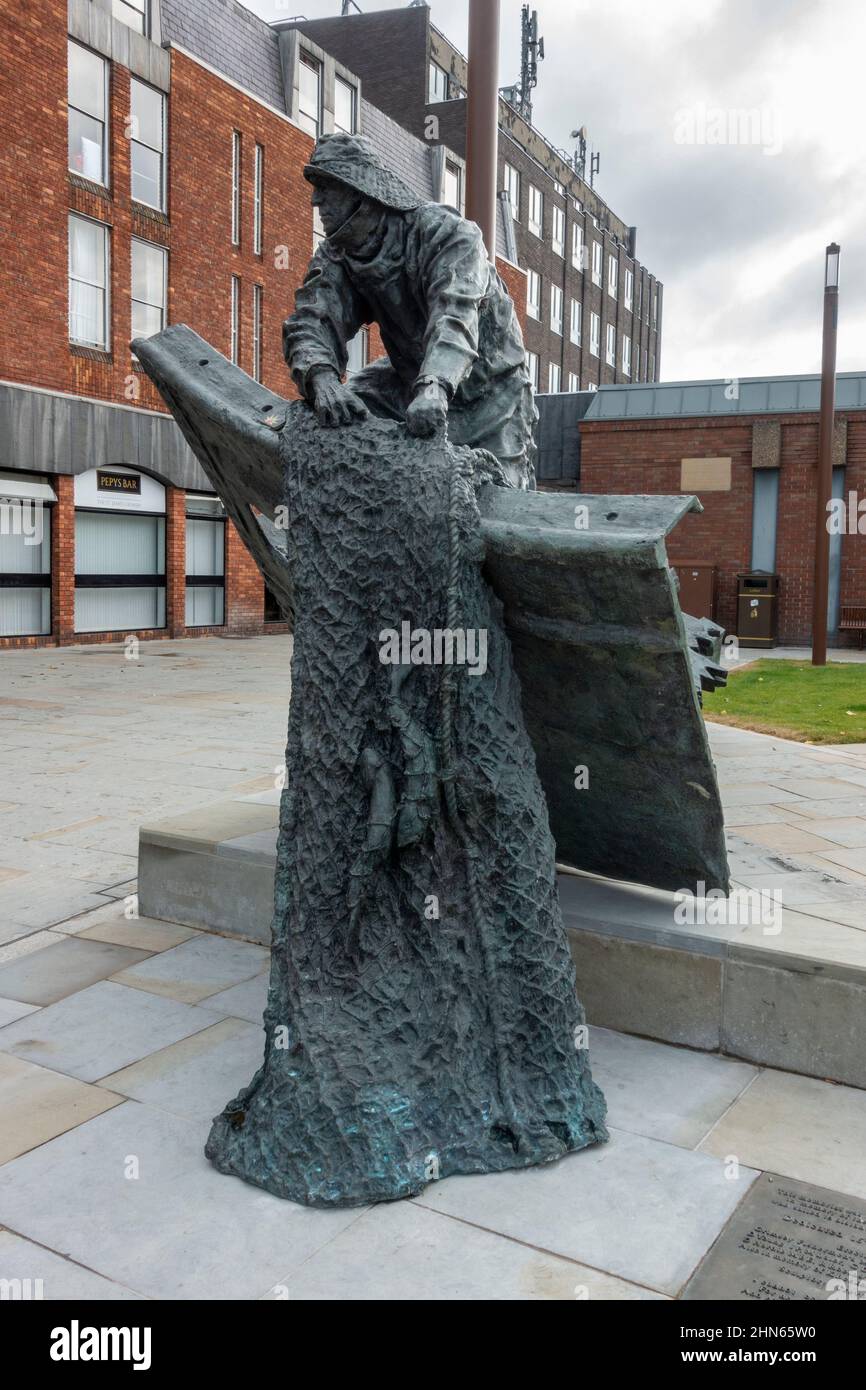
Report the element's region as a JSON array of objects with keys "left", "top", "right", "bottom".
[{"left": 283, "top": 134, "right": 537, "bottom": 488}]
